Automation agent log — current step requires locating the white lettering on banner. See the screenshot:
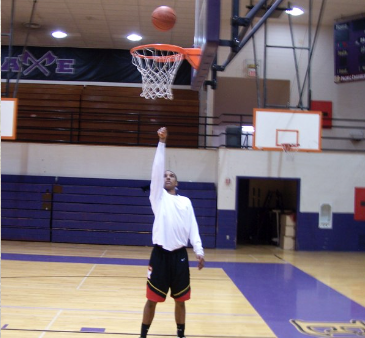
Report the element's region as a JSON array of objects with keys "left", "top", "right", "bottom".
[
  {"left": 336, "top": 73, "right": 365, "bottom": 83},
  {"left": 335, "top": 23, "right": 349, "bottom": 30}
]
